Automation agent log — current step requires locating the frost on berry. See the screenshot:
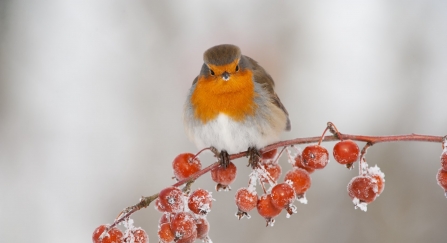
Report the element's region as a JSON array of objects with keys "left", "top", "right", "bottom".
[
  {"left": 154, "top": 198, "right": 165, "bottom": 212},
  {"left": 158, "top": 187, "right": 185, "bottom": 213},
  {"left": 257, "top": 194, "right": 282, "bottom": 226},
  {"left": 367, "top": 165, "right": 385, "bottom": 195},
  {"left": 271, "top": 182, "right": 297, "bottom": 216},
  {"left": 302, "top": 145, "right": 329, "bottom": 169},
  {"left": 172, "top": 153, "right": 202, "bottom": 181},
  {"left": 270, "top": 183, "right": 296, "bottom": 209},
  {"left": 352, "top": 198, "right": 369, "bottom": 212},
  {"left": 123, "top": 228, "right": 148, "bottom": 243},
  {"left": 188, "top": 188, "right": 213, "bottom": 215},
  {"left": 441, "top": 152, "right": 447, "bottom": 171},
  {"left": 158, "top": 223, "right": 174, "bottom": 243},
  {"left": 235, "top": 187, "right": 258, "bottom": 219},
  {"left": 347, "top": 176, "right": 378, "bottom": 211},
  {"left": 284, "top": 167, "right": 311, "bottom": 199},
  {"left": 122, "top": 219, "right": 149, "bottom": 243},
  {"left": 333, "top": 140, "right": 360, "bottom": 167},
  {"left": 170, "top": 212, "right": 197, "bottom": 241},
  {"left": 211, "top": 161, "right": 237, "bottom": 191},
  {"left": 159, "top": 213, "right": 174, "bottom": 225},
  {"left": 92, "top": 224, "right": 123, "bottom": 243},
  {"left": 436, "top": 168, "right": 447, "bottom": 196}
]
